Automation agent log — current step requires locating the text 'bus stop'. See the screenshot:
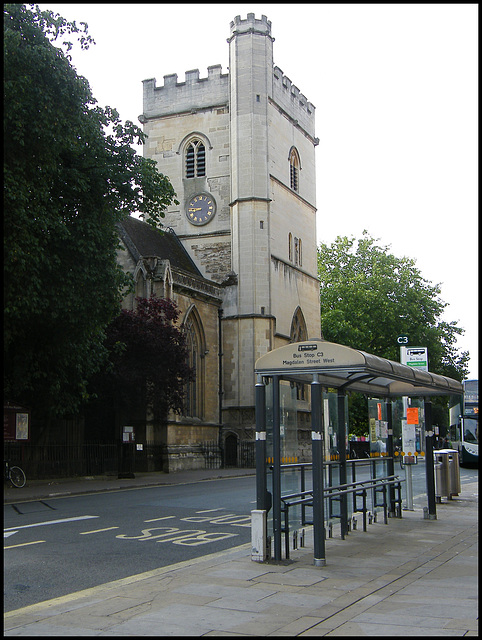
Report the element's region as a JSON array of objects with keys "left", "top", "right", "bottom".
[{"left": 253, "top": 340, "right": 463, "bottom": 565}]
